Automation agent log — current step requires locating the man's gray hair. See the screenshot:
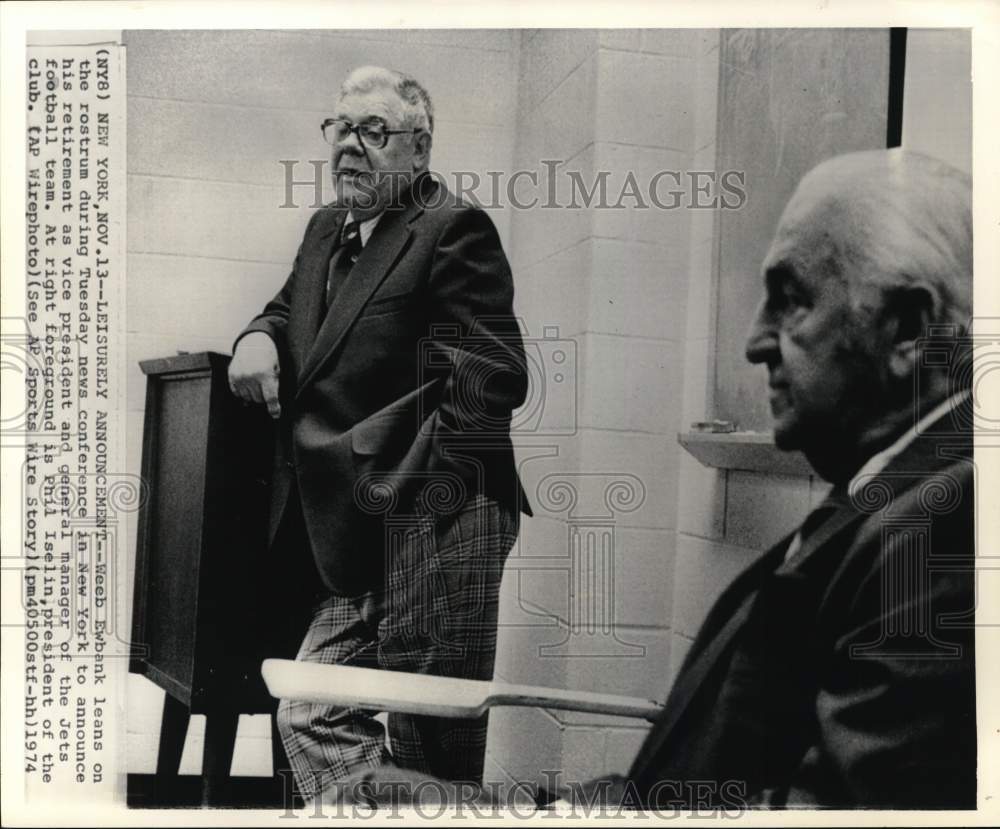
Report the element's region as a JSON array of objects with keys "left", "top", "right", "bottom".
[
  {"left": 339, "top": 65, "right": 434, "bottom": 134},
  {"left": 795, "top": 148, "right": 972, "bottom": 333}
]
